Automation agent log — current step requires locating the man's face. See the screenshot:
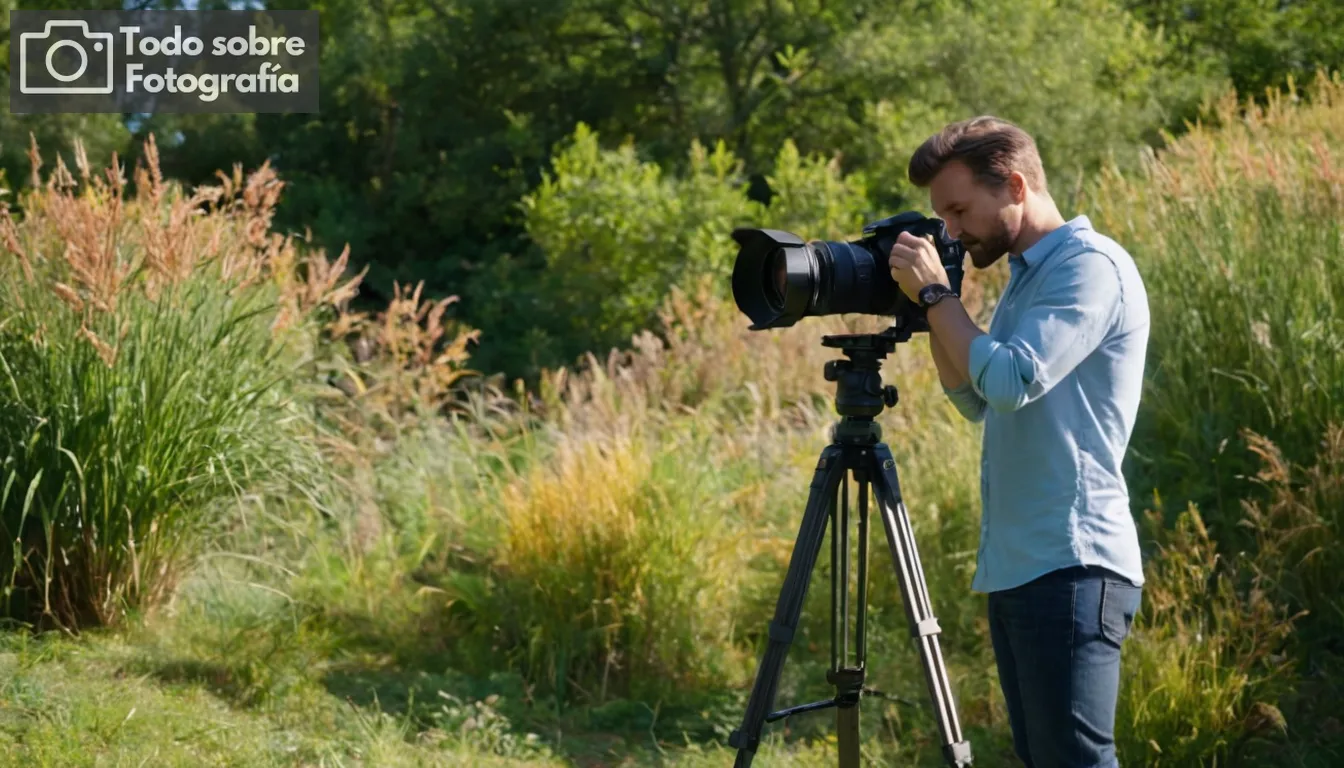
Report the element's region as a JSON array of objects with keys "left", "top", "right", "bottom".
[{"left": 928, "top": 160, "right": 1022, "bottom": 269}]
